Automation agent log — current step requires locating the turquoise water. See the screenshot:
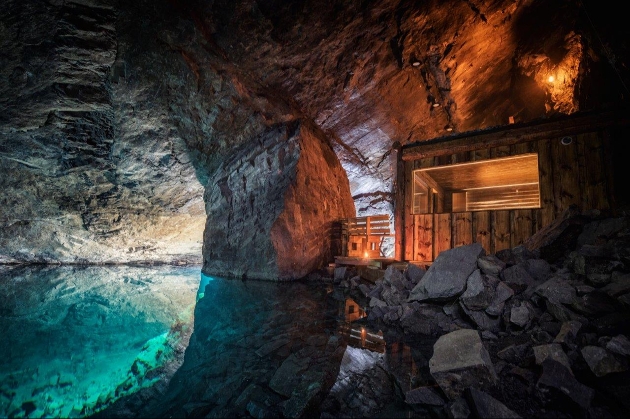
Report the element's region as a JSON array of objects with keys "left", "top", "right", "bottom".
[
  {"left": 1, "top": 266, "right": 423, "bottom": 418},
  {"left": 0, "top": 265, "right": 201, "bottom": 418}
]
